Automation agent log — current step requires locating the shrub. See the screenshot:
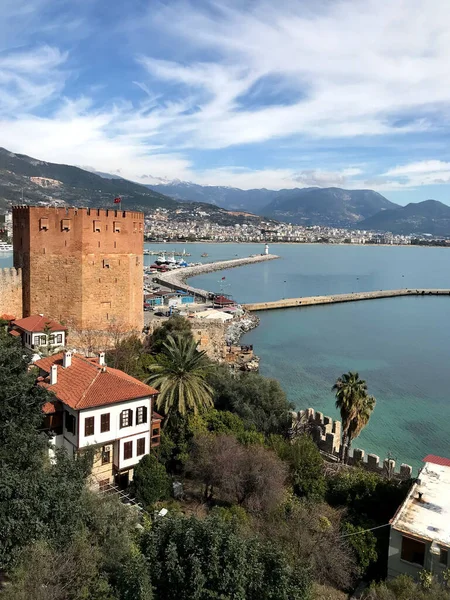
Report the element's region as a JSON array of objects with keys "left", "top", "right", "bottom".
[{"left": 131, "top": 454, "right": 171, "bottom": 509}]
